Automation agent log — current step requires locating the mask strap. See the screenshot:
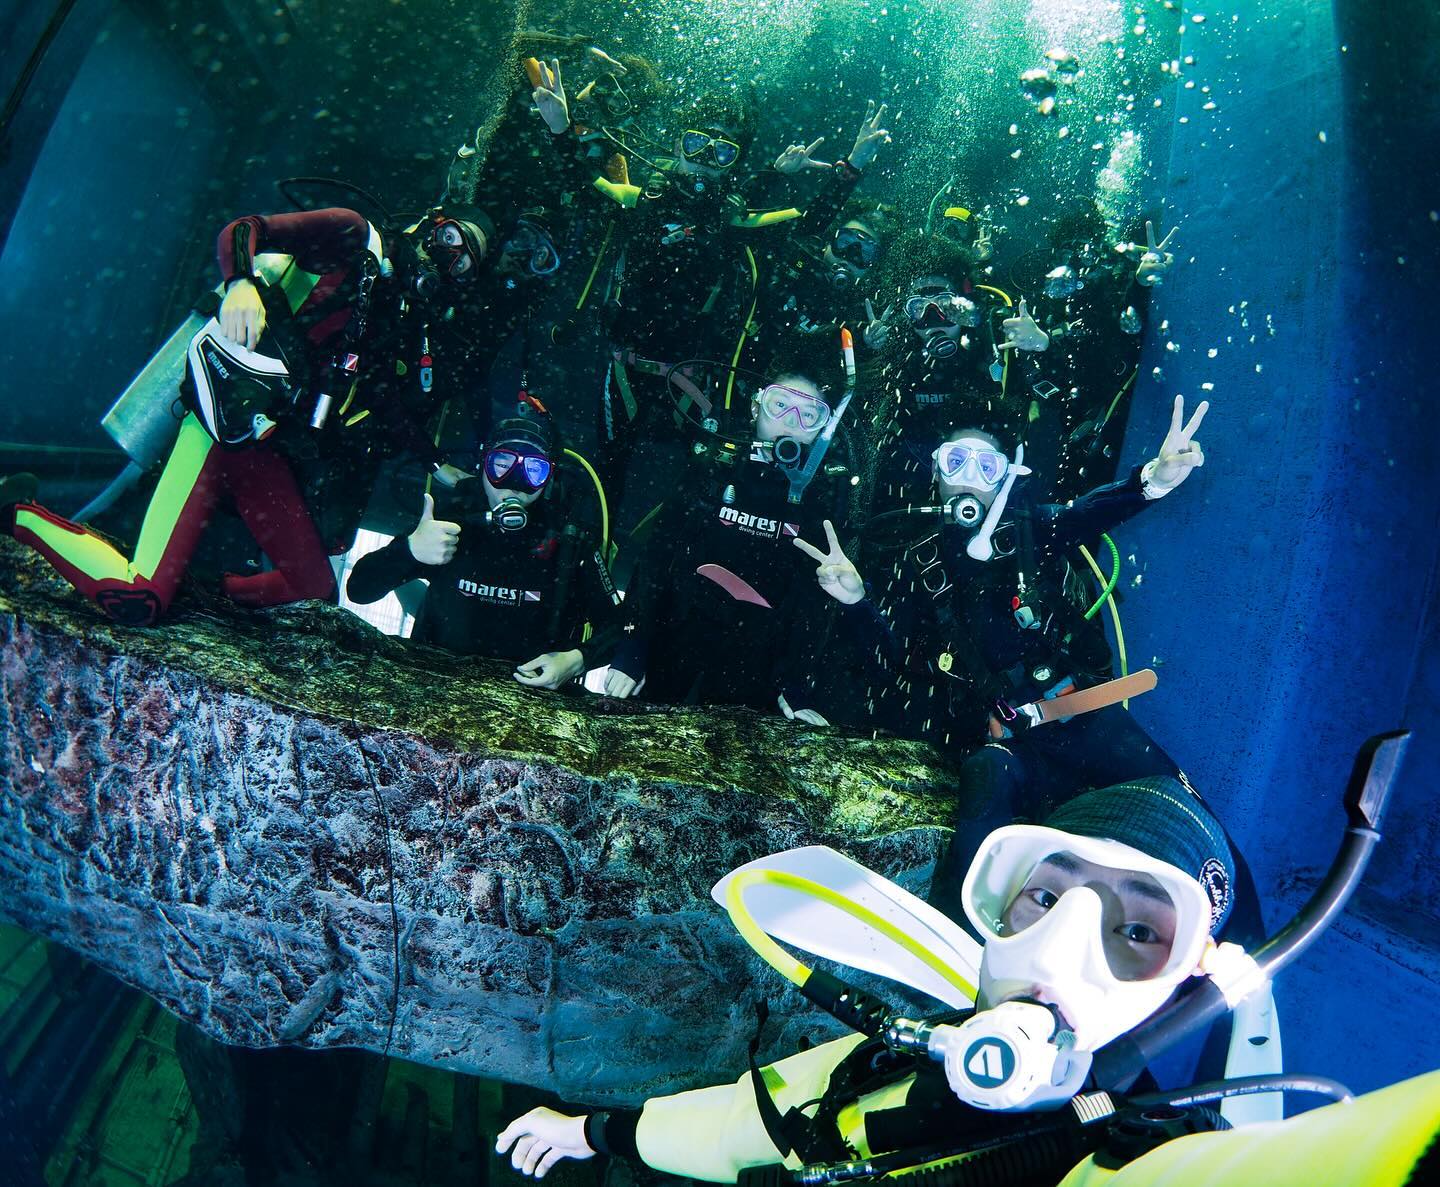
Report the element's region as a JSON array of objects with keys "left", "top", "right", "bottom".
[{"left": 967, "top": 442, "right": 1031, "bottom": 561}]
